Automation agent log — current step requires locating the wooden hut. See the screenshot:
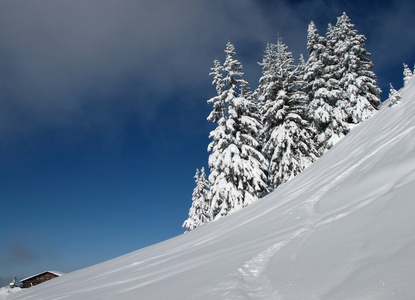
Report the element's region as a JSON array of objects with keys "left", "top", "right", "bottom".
[{"left": 20, "top": 271, "right": 62, "bottom": 288}]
